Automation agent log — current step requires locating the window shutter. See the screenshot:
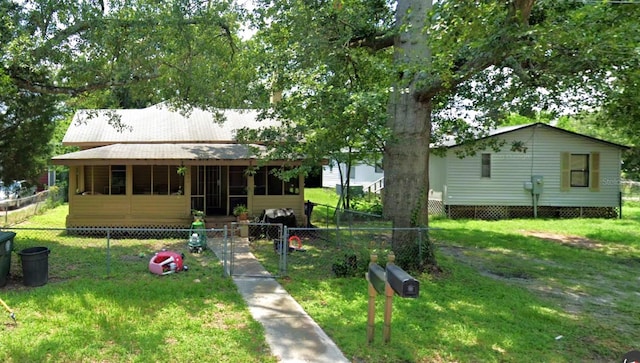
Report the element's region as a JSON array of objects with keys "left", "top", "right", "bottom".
[
  {"left": 560, "top": 152, "right": 570, "bottom": 192},
  {"left": 590, "top": 152, "right": 600, "bottom": 192}
]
